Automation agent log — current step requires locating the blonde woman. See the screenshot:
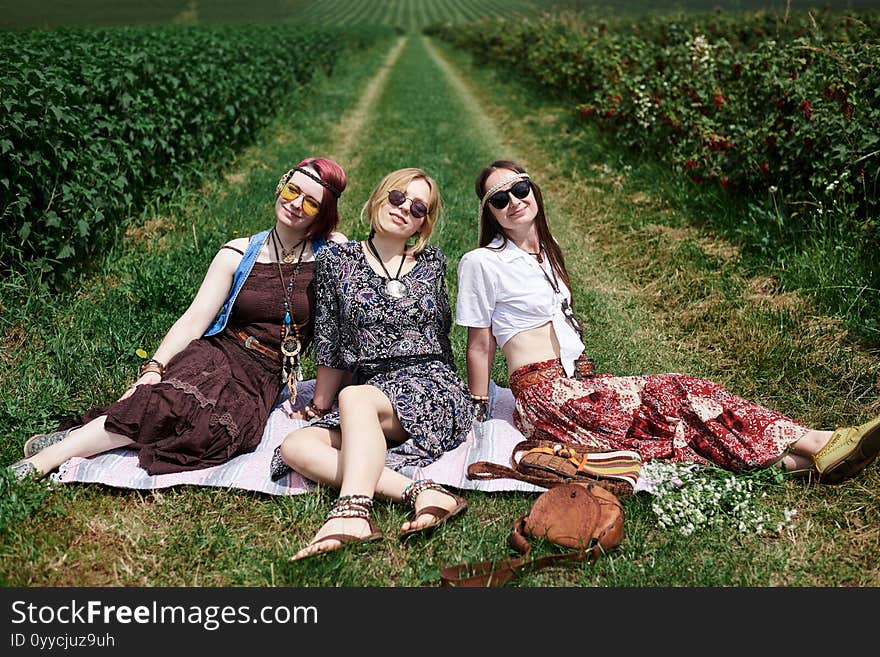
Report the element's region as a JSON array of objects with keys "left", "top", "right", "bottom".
[{"left": 274, "top": 167, "right": 472, "bottom": 561}]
